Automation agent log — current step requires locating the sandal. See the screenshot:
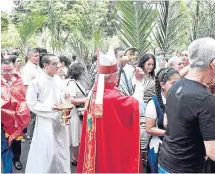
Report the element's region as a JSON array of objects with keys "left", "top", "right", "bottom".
[{"left": 14, "top": 161, "right": 22, "bottom": 170}]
